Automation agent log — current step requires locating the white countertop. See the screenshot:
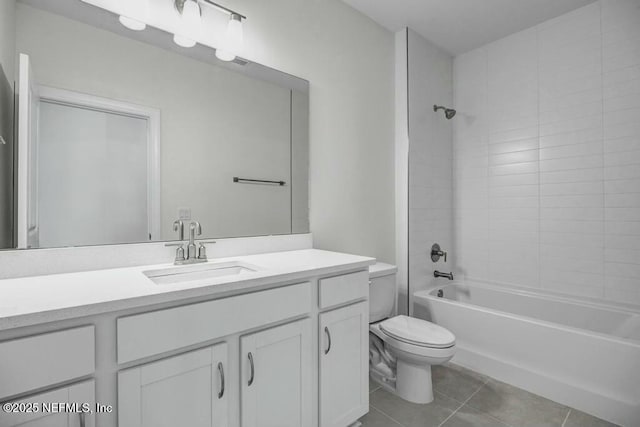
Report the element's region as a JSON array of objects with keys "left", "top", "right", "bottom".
[{"left": 0, "top": 249, "right": 375, "bottom": 331}]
